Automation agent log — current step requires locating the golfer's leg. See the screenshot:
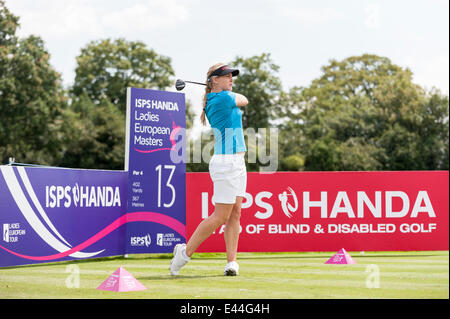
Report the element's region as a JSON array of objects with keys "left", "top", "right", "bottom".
[
  {"left": 185, "top": 203, "right": 234, "bottom": 257},
  {"left": 224, "top": 196, "right": 243, "bottom": 262}
]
